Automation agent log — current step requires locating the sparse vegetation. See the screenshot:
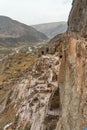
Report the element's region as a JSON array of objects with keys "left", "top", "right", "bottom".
[{"left": 0, "top": 52, "right": 37, "bottom": 129}]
